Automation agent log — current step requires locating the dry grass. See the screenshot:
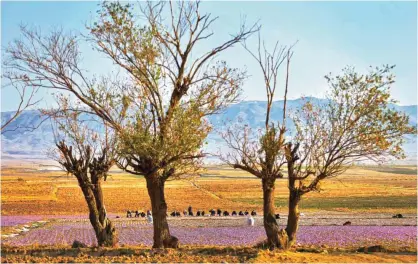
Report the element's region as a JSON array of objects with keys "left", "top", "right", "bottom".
[
  {"left": 1, "top": 163, "right": 416, "bottom": 215},
  {"left": 1, "top": 245, "right": 416, "bottom": 263}
]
